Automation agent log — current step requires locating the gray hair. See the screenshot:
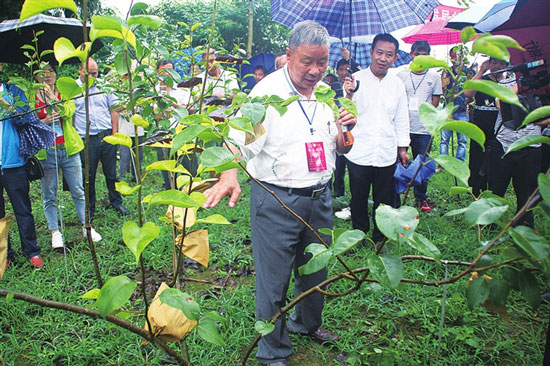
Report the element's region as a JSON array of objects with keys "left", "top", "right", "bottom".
[{"left": 288, "top": 20, "right": 330, "bottom": 51}]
